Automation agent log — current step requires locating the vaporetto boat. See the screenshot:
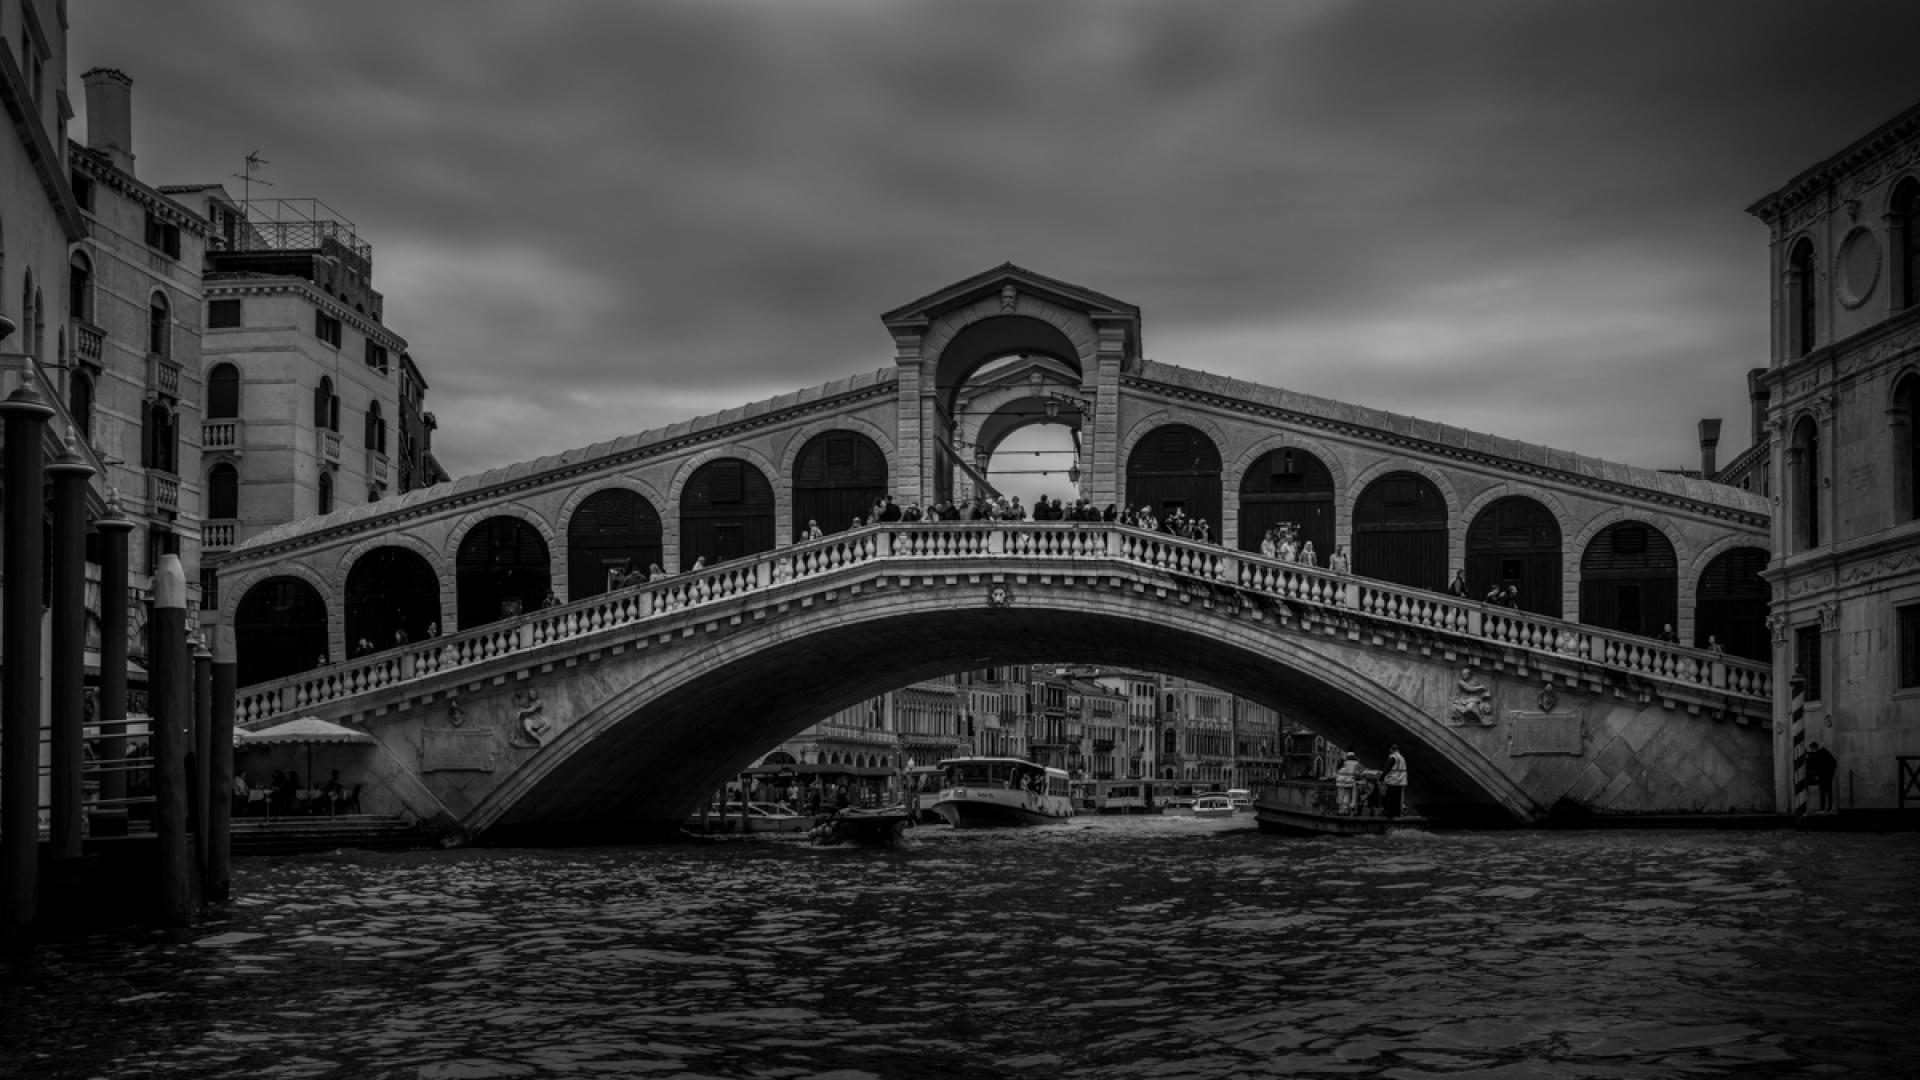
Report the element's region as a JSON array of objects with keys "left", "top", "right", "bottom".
[{"left": 928, "top": 756, "right": 1074, "bottom": 828}]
